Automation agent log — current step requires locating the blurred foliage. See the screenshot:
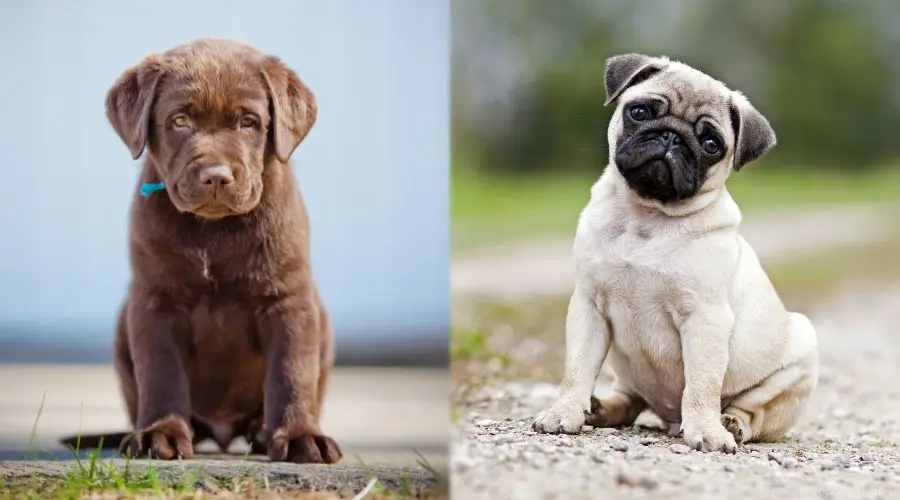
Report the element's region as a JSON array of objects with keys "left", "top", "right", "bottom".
[
  {"left": 453, "top": 0, "right": 900, "bottom": 174},
  {"left": 452, "top": 164, "right": 900, "bottom": 250}
]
